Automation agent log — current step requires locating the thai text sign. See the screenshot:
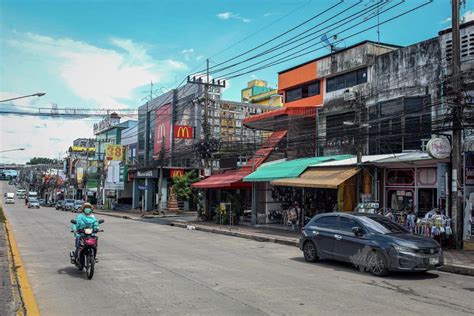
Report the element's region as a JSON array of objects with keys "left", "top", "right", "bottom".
[
  {"left": 174, "top": 125, "right": 193, "bottom": 139},
  {"left": 427, "top": 138, "right": 451, "bottom": 159},
  {"left": 105, "top": 144, "right": 124, "bottom": 161}
]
